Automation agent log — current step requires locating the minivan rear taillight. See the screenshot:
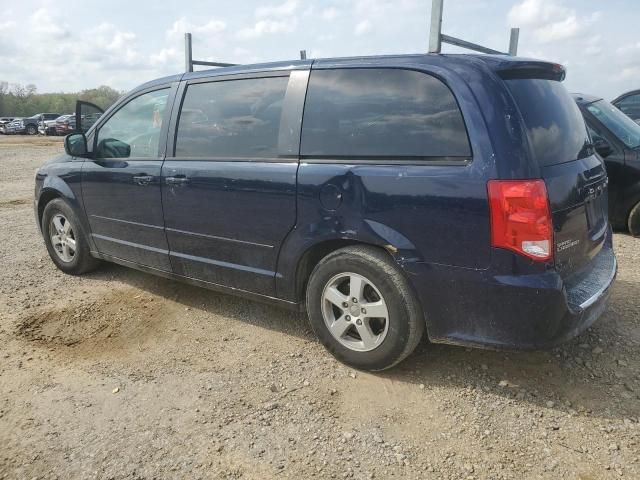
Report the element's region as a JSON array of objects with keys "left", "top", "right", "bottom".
[{"left": 488, "top": 180, "right": 553, "bottom": 262}]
